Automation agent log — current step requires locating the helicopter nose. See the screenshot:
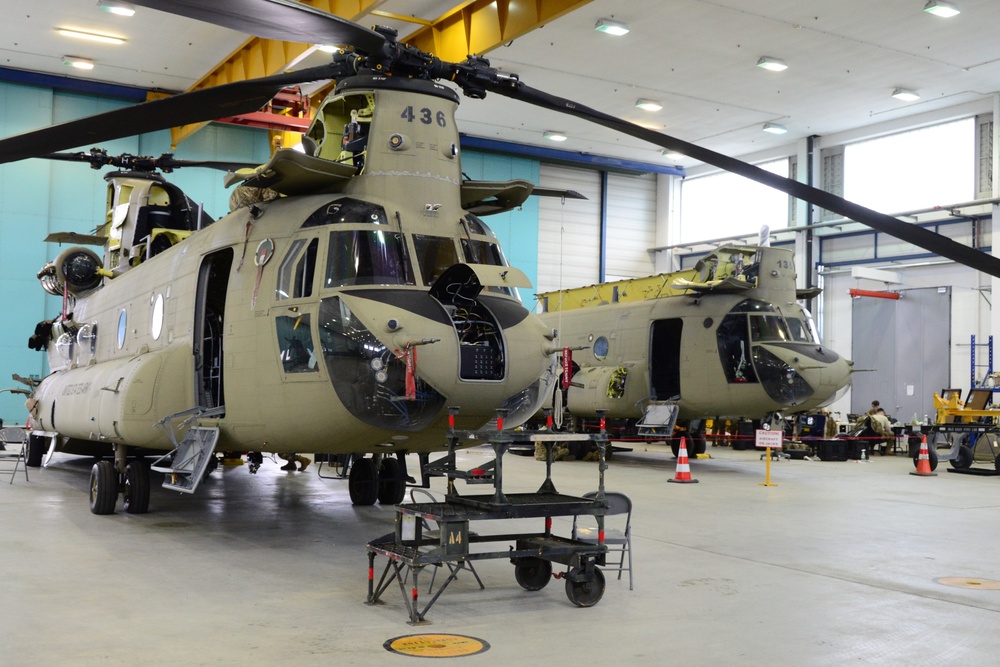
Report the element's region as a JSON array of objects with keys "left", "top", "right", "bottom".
[{"left": 754, "top": 344, "right": 853, "bottom": 408}]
